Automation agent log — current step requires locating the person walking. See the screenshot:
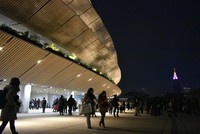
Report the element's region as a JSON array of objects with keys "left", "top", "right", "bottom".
[
  {"left": 112, "top": 94, "right": 120, "bottom": 117},
  {"left": 98, "top": 91, "right": 108, "bottom": 128},
  {"left": 83, "top": 88, "right": 96, "bottom": 129},
  {"left": 68, "top": 95, "right": 75, "bottom": 115},
  {"left": 58, "top": 95, "right": 65, "bottom": 115},
  {"left": 135, "top": 98, "right": 140, "bottom": 116},
  {"left": 41, "top": 97, "right": 47, "bottom": 113},
  {"left": 0, "top": 77, "right": 21, "bottom": 134}
]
